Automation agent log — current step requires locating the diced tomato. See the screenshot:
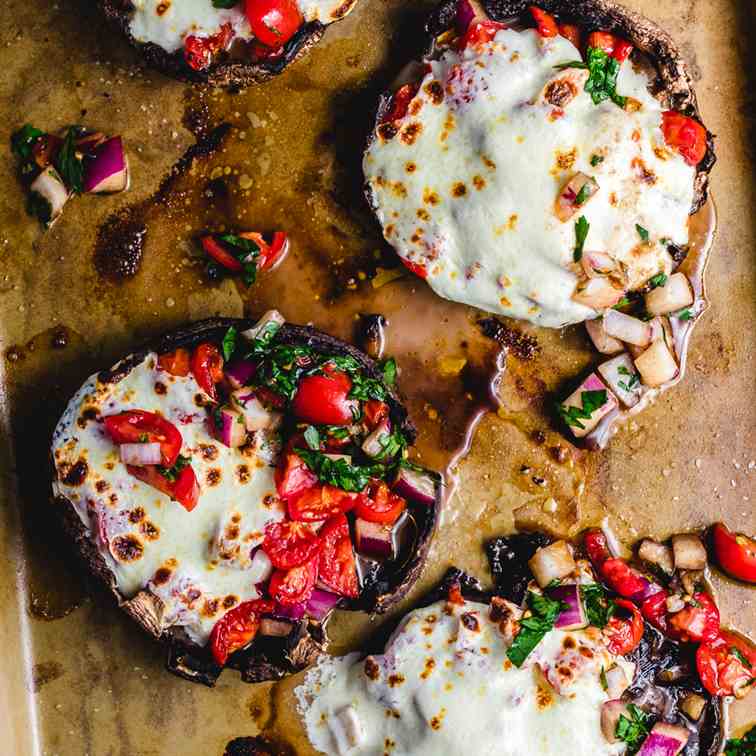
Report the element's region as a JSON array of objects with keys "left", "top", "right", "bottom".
[
  {"left": 400, "top": 257, "right": 428, "bottom": 279},
  {"left": 244, "top": 0, "right": 302, "bottom": 49},
  {"left": 355, "top": 480, "right": 406, "bottom": 526},
  {"left": 292, "top": 368, "right": 358, "bottom": 426},
  {"left": 288, "top": 484, "right": 359, "bottom": 522},
  {"left": 604, "top": 599, "right": 644, "bottom": 655},
  {"left": 201, "top": 236, "right": 243, "bottom": 272},
  {"left": 256, "top": 386, "right": 286, "bottom": 410},
  {"left": 641, "top": 590, "right": 670, "bottom": 634},
  {"left": 209, "top": 598, "right": 275, "bottom": 666},
  {"left": 586, "top": 31, "right": 632, "bottom": 62},
  {"left": 364, "top": 400, "right": 389, "bottom": 430},
  {"left": 447, "top": 583, "right": 465, "bottom": 605},
  {"left": 600, "top": 558, "right": 650, "bottom": 599},
  {"left": 457, "top": 20, "right": 507, "bottom": 50},
  {"left": 381, "top": 83, "right": 419, "bottom": 124},
  {"left": 103, "top": 410, "right": 183, "bottom": 468},
  {"left": 263, "top": 520, "right": 320, "bottom": 569},
  {"left": 558, "top": 23, "right": 581, "bottom": 48},
  {"left": 668, "top": 593, "right": 720, "bottom": 643},
  {"left": 711, "top": 523, "right": 756, "bottom": 585},
  {"left": 128, "top": 463, "right": 200, "bottom": 512},
  {"left": 612, "top": 39, "right": 633, "bottom": 62},
  {"left": 275, "top": 452, "right": 318, "bottom": 502},
  {"left": 529, "top": 7, "right": 558, "bottom": 37},
  {"left": 184, "top": 24, "right": 234, "bottom": 72},
  {"left": 191, "top": 343, "right": 224, "bottom": 402},
  {"left": 318, "top": 514, "right": 359, "bottom": 598},
  {"left": 661, "top": 111, "right": 708, "bottom": 166},
  {"left": 584, "top": 529, "right": 611, "bottom": 568},
  {"left": 237, "top": 231, "right": 290, "bottom": 272},
  {"left": 697, "top": 630, "right": 756, "bottom": 698},
  {"left": 269, "top": 555, "right": 318, "bottom": 606},
  {"left": 158, "top": 348, "right": 191, "bottom": 377}
]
